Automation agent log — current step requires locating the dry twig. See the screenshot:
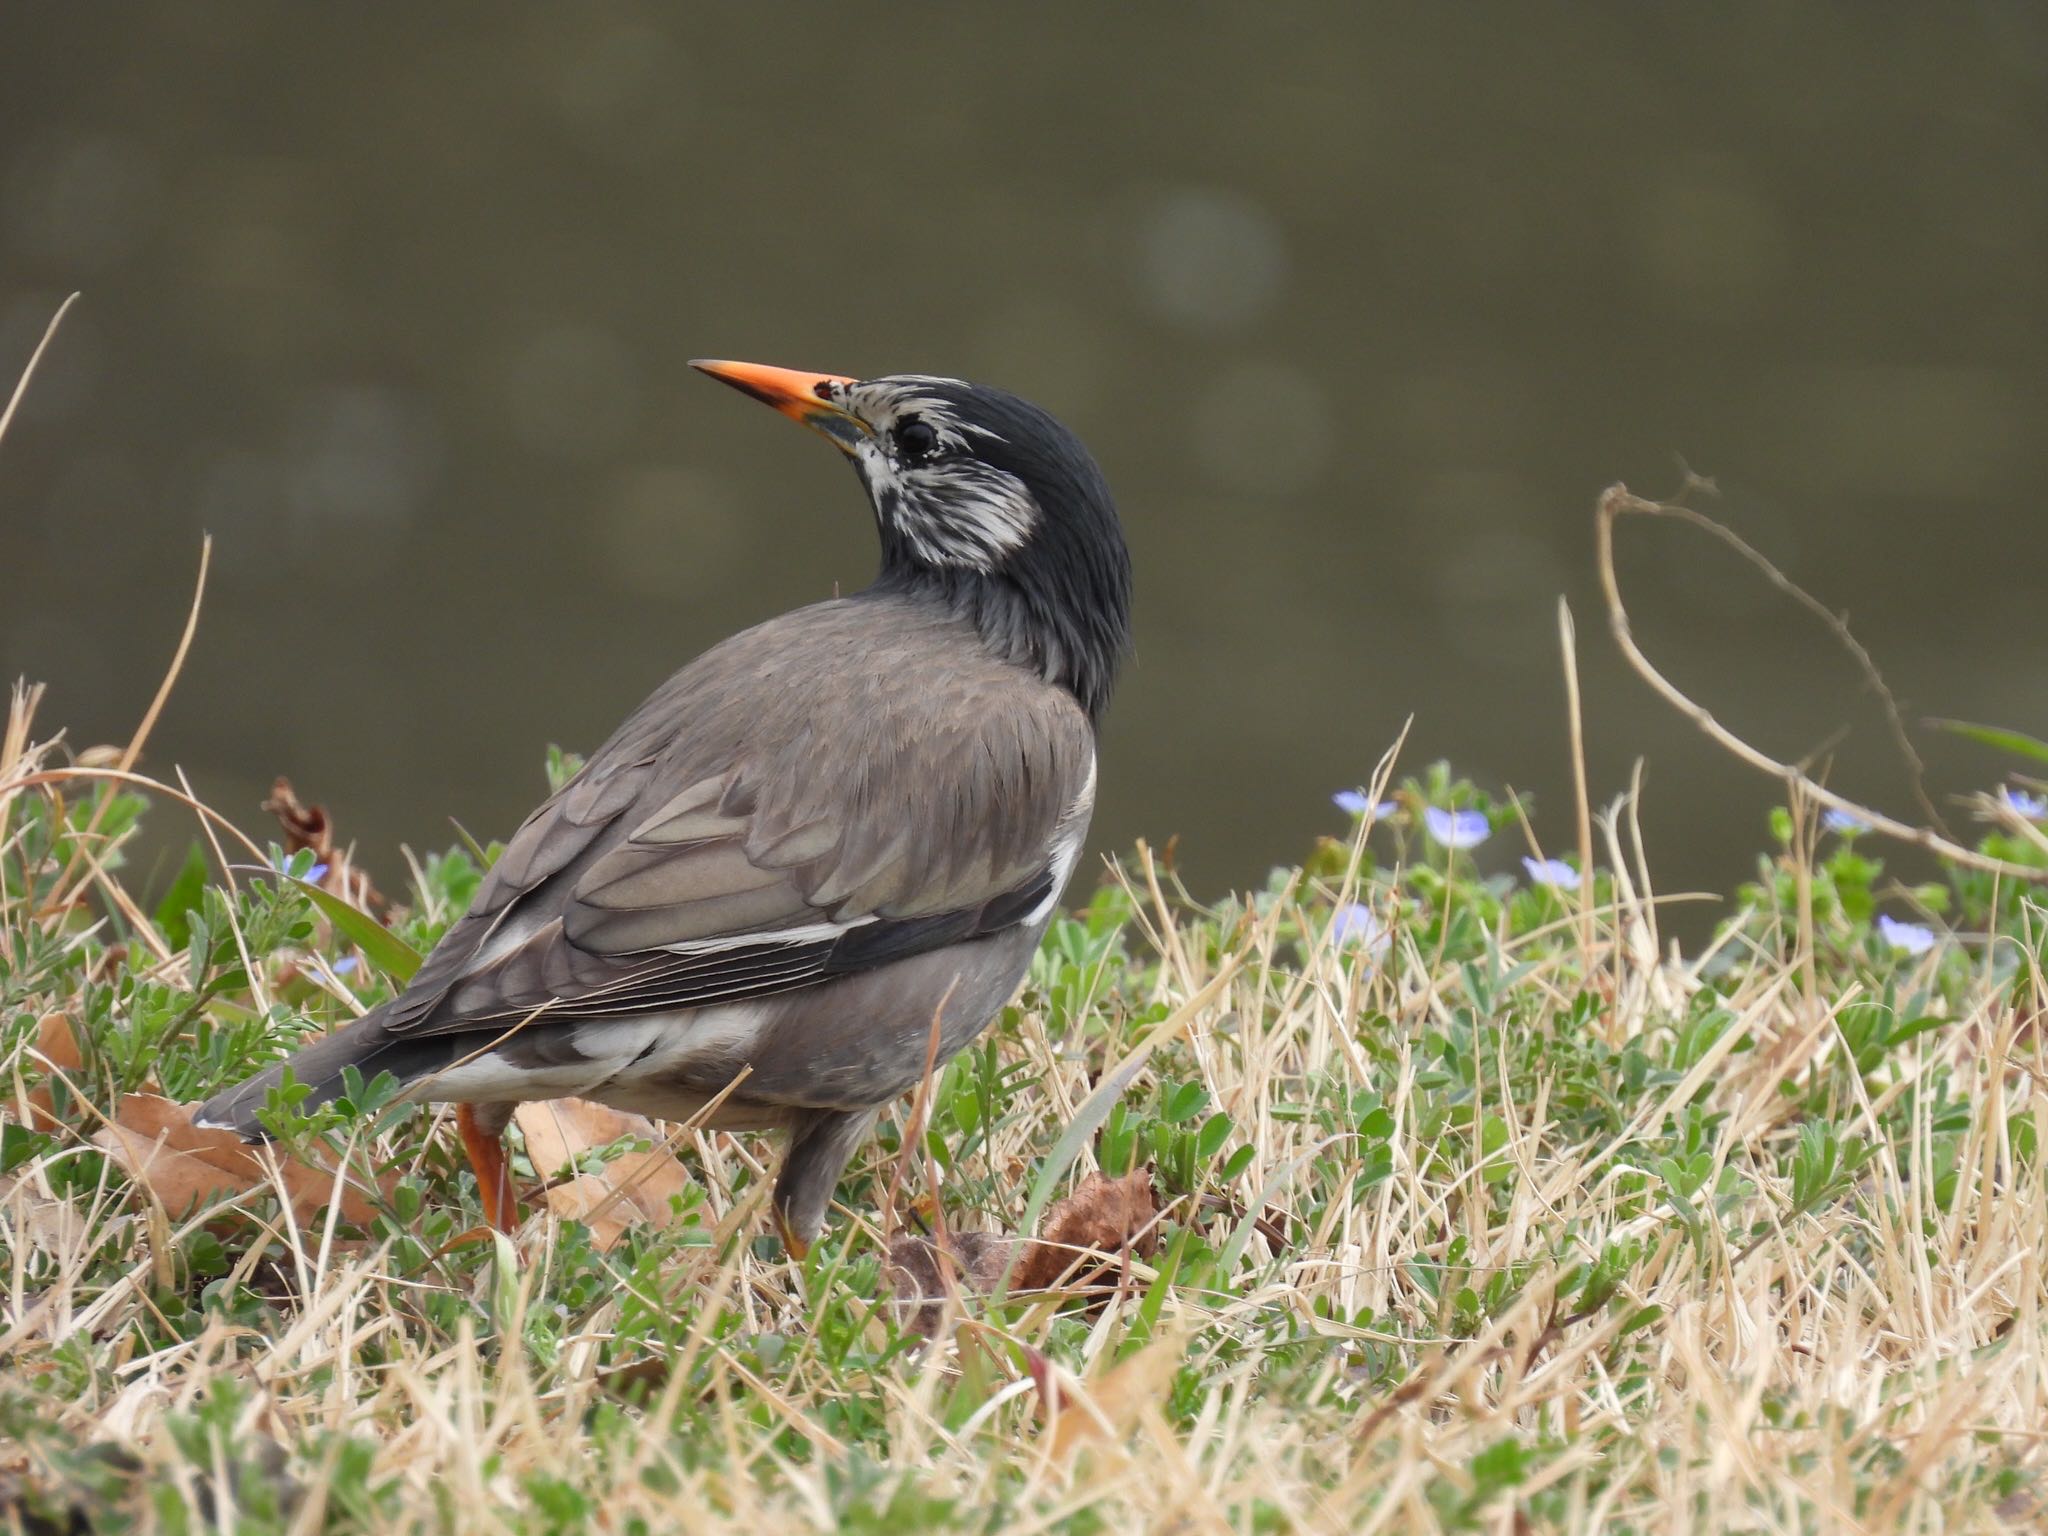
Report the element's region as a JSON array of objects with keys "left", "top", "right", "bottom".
[{"left": 1595, "top": 482, "right": 2047, "bottom": 884}]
